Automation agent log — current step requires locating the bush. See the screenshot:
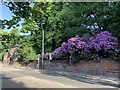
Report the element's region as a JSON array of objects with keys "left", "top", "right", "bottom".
[
  {"left": 110, "top": 48, "right": 120, "bottom": 61},
  {"left": 52, "top": 31, "right": 119, "bottom": 62},
  {"left": 18, "top": 46, "right": 36, "bottom": 63},
  {"left": 0, "top": 49, "right": 7, "bottom": 61},
  {"left": 86, "top": 31, "right": 118, "bottom": 53}
]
